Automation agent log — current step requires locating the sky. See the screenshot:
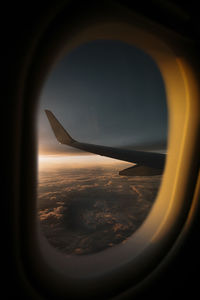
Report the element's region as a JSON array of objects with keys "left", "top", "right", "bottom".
[{"left": 37, "top": 40, "right": 167, "bottom": 155}]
